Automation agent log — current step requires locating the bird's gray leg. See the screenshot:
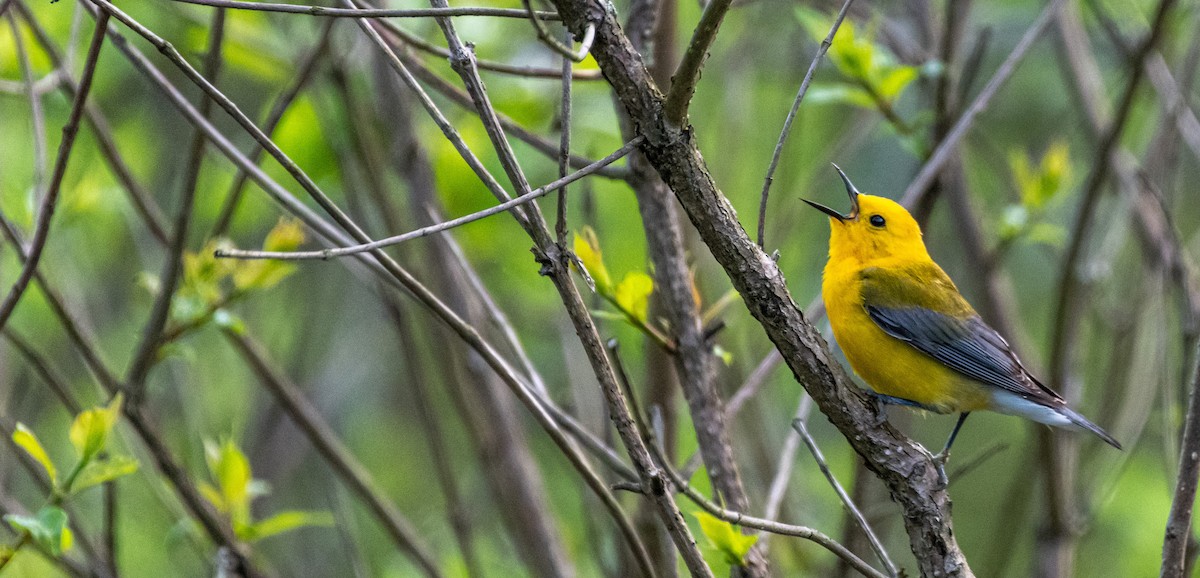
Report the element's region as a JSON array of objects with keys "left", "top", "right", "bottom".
[{"left": 932, "top": 412, "right": 971, "bottom": 487}]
